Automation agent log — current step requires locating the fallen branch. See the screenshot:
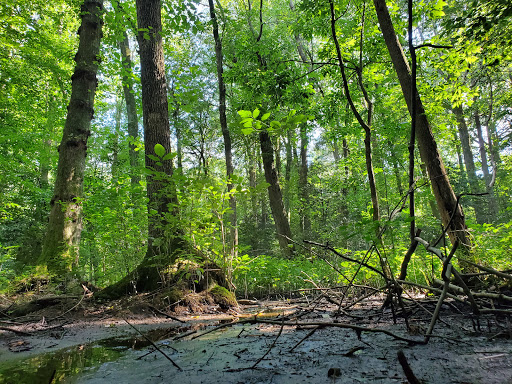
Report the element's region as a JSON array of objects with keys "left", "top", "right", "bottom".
[
  {"left": 193, "top": 317, "right": 425, "bottom": 345},
  {"left": 432, "top": 279, "right": 512, "bottom": 303},
  {"left": 0, "top": 326, "right": 32, "bottom": 336}
]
